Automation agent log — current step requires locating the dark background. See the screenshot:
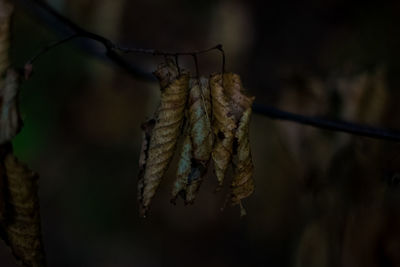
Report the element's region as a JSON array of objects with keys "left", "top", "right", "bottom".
[{"left": 1, "top": 0, "right": 400, "bottom": 266}]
